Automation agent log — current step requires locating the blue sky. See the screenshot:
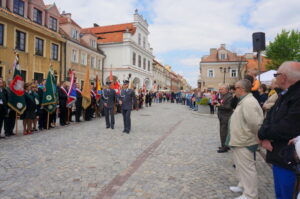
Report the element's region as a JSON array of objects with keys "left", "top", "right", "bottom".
[{"left": 44, "top": 0, "right": 300, "bottom": 87}]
